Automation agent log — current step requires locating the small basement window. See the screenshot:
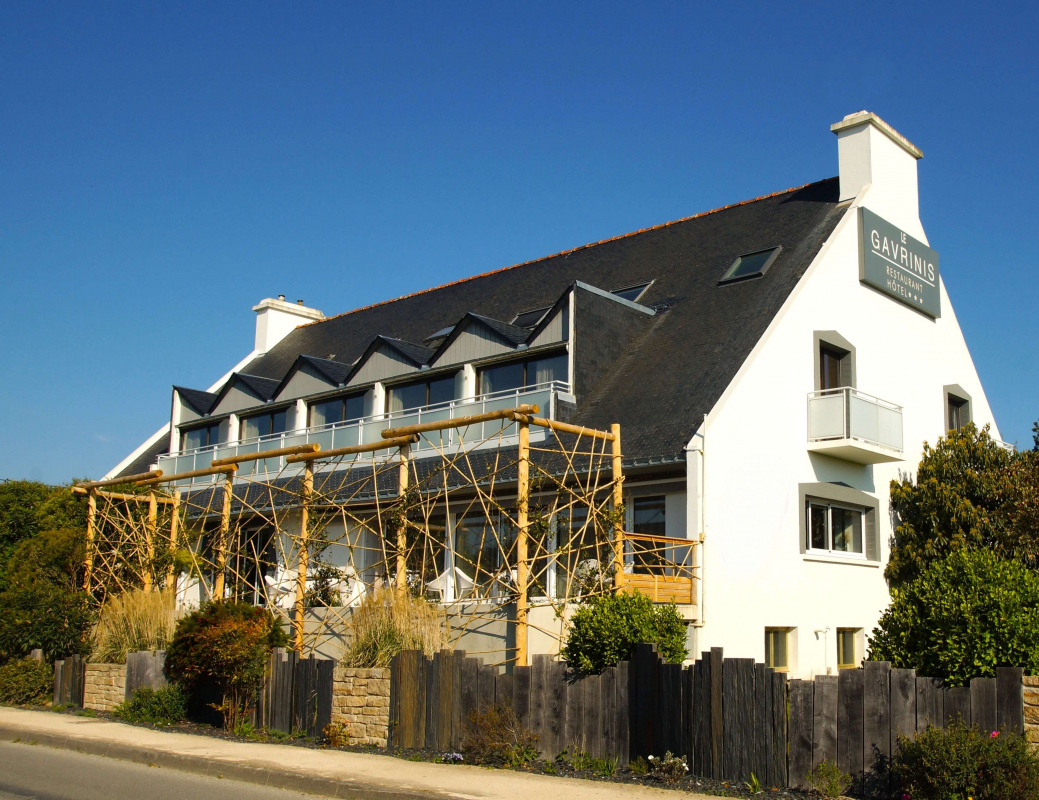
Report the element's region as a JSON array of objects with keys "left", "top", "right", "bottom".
[
  {"left": 611, "top": 281, "right": 652, "bottom": 303},
  {"left": 837, "top": 628, "right": 861, "bottom": 669},
  {"left": 765, "top": 628, "right": 791, "bottom": 672},
  {"left": 720, "top": 247, "right": 781, "bottom": 284}
]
